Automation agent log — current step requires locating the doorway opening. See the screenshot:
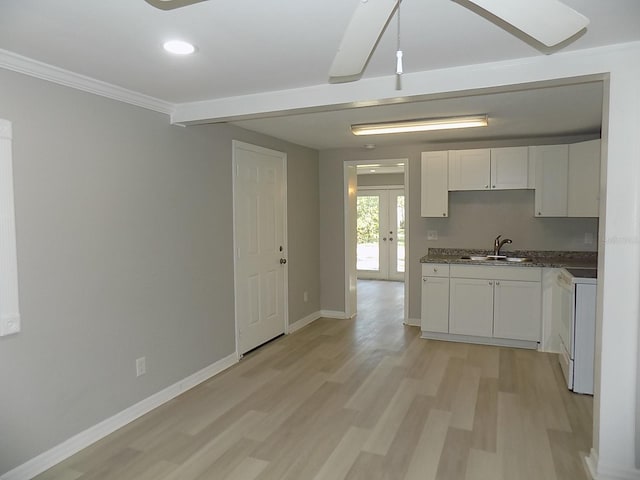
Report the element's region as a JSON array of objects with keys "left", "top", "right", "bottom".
[{"left": 344, "top": 159, "right": 409, "bottom": 323}]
